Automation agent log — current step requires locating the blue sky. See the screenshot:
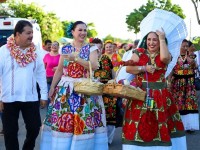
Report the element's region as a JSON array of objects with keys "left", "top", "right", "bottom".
[{"left": 25, "top": 0, "right": 200, "bottom": 40}]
